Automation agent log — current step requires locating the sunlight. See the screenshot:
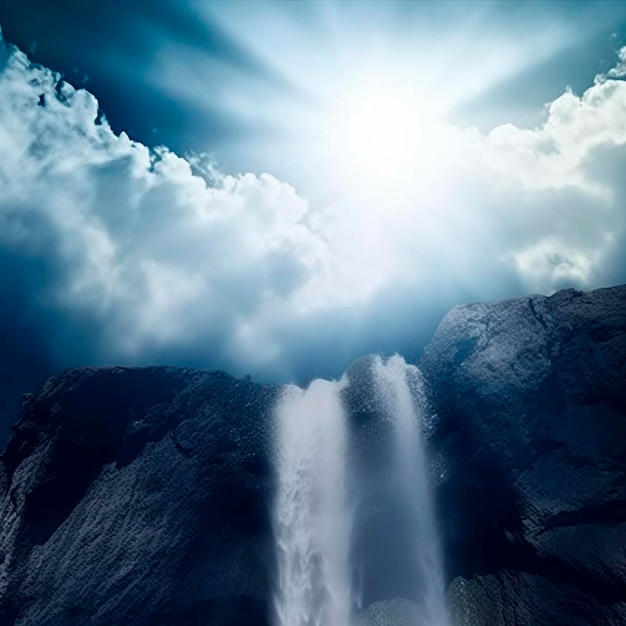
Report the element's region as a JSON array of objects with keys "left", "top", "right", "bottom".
[
  {"left": 194, "top": 0, "right": 579, "bottom": 207},
  {"left": 323, "top": 86, "right": 452, "bottom": 204}
]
